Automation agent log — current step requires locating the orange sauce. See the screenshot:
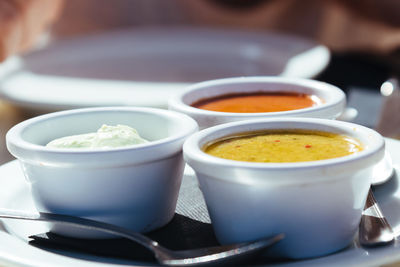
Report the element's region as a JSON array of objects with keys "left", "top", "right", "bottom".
[{"left": 192, "top": 92, "right": 320, "bottom": 113}]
